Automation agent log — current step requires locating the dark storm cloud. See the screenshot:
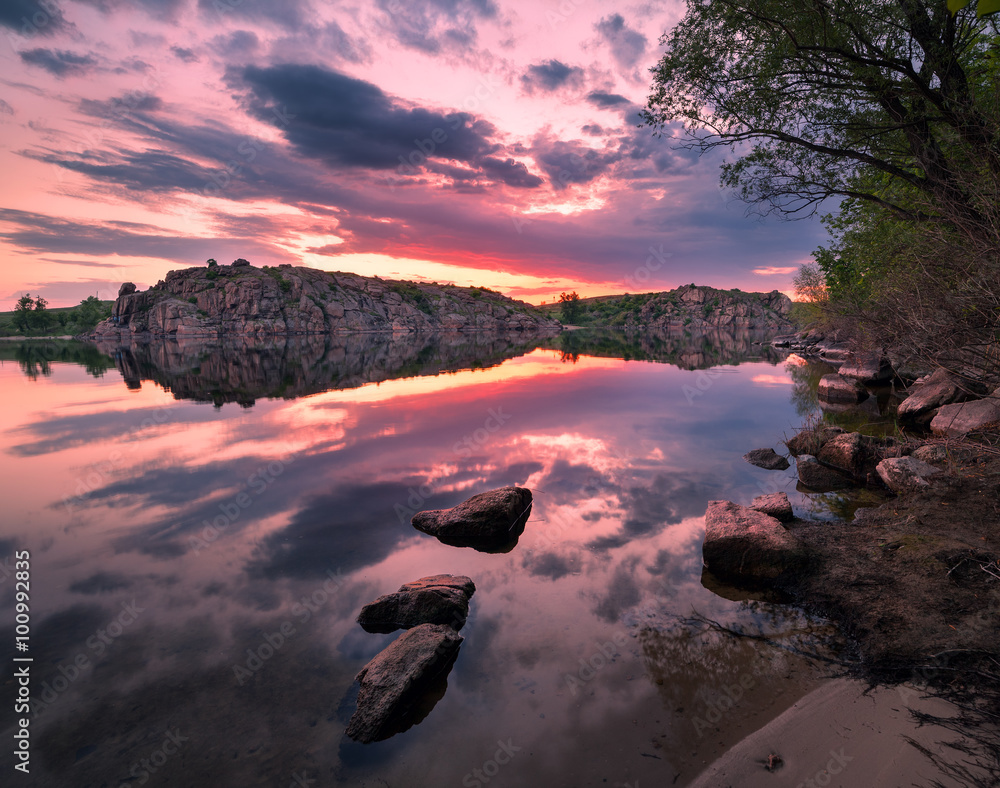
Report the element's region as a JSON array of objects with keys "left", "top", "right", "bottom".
[
  {"left": 586, "top": 91, "right": 630, "bottom": 108},
  {"left": 79, "top": 92, "right": 163, "bottom": 117},
  {"left": 532, "top": 138, "right": 622, "bottom": 190},
  {"left": 521, "top": 60, "right": 584, "bottom": 93},
  {"left": 19, "top": 47, "right": 98, "bottom": 77},
  {"left": 479, "top": 156, "right": 543, "bottom": 188},
  {"left": 210, "top": 29, "right": 260, "bottom": 56},
  {"left": 239, "top": 63, "right": 500, "bottom": 171},
  {"left": 375, "top": 0, "right": 497, "bottom": 54},
  {"left": 595, "top": 13, "right": 648, "bottom": 71},
  {"left": 0, "top": 0, "right": 67, "bottom": 35},
  {"left": 69, "top": 571, "right": 134, "bottom": 594}
]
